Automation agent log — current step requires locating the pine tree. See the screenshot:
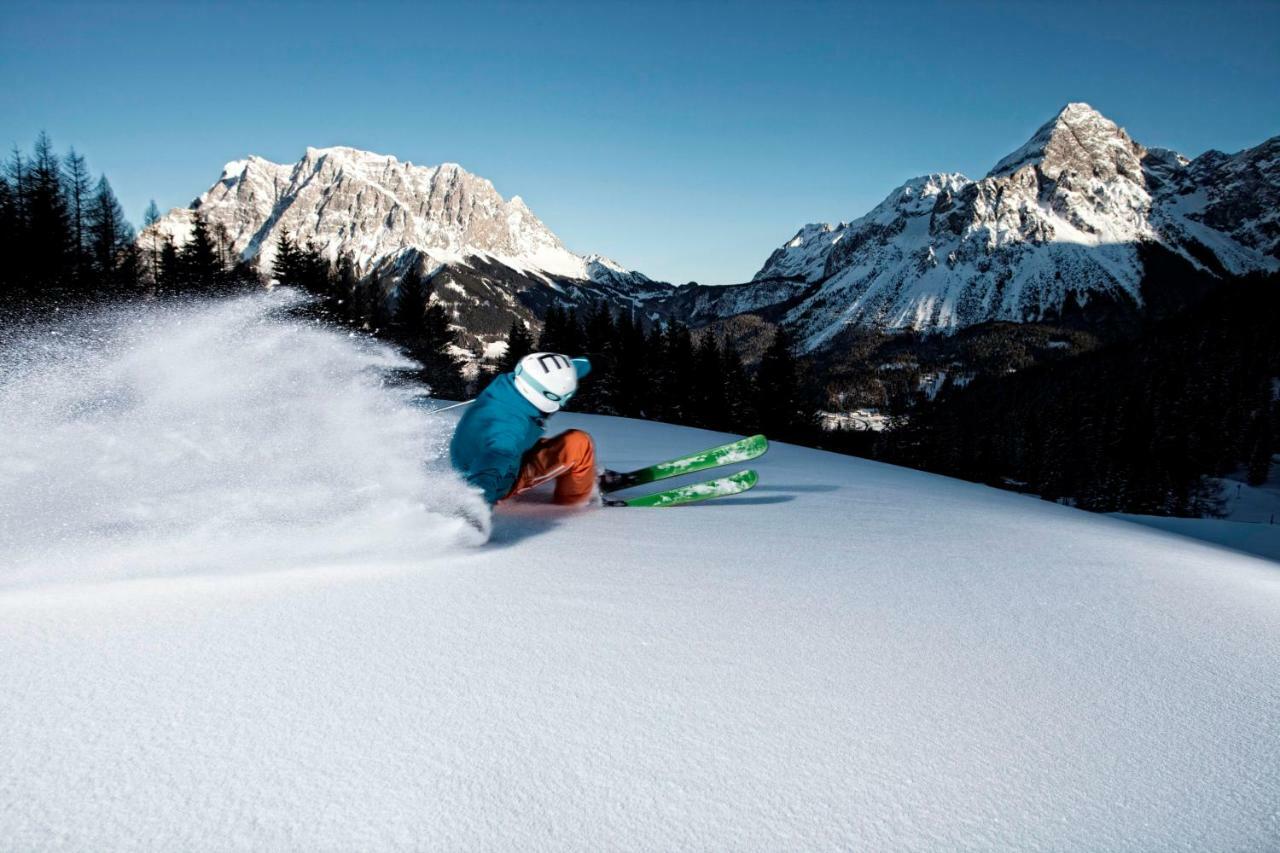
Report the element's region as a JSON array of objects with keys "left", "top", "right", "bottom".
[
  {"left": 690, "top": 333, "right": 728, "bottom": 430},
  {"left": 562, "top": 306, "right": 585, "bottom": 354},
  {"left": 353, "top": 276, "right": 381, "bottom": 330},
  {"left": 755, "top": 325, "right": 814, "bottom": 441},
  {"left": 114, "top": 242, "right": 142, "bottom": 296},
  {"left": 369, "top": 278, "right": 394, "bottom": 332},
  {"left": 583, "top": 301, "right": 615, "bottom": 356},
  {"left": 657, "top": 320, "right": 695, "bottom": 423},
  {"left": 537, "top": 303, "right": 562, "bottom": 352},
  {"left": 299, "top": 242, "right": 332, "bottom": 299},
  {"left": 573, "top": 302, "right": 619, "bottom": 414},
  {"left": 640, "top": 321, "right": 666, "bottom": 418},
  {"left": 180, "top": 214, "right": 221, "bottom": 290},
  {"left": 86, "top": 175, "right": 136, "bottom": 291},
  {"left": 27, "top": 132, "right": 73, "bottom": 292},
  {"left": 158, "top": 237, "right": 180, "bottom": 293},
  {"left": 404, "top": 299, "right": 464, "bottom": 399},
  {"left": 499, "top": 318, "right": 535, "bottom": 372},
  {"left": 142, "top": 200, "right": 162, "bottom": 286},
  {"left": 62, "top": 149, "right": 93, "bottom": 285},
  {"left": 392, "top": 266, "right": 428, "bottom": 345},
  {"left": 335, "top": 254, "right": 358, "bottom": 317},
  {"left": 271, "top": 231, "right": 301, "bottom": 286},
  {"left": 5, "top": 148, "right": 29, "bottom": 294},
  {"left": 720, "top": 339, "right": 751, "bottom": 431},
  {"left": 387, "top": 267, "right": 462, "bottom": 395},
  {"left": 0, "top": 173, "right": 14, "bottom": 299},
  {"left": 423, "top": 303, "right": 466, "bottom": 398},
  {"left": 213, "top": 222, "right": 236, "bottom": 280},
  {"left": 610, "top": 309, "right": 650, "bottom": 418},
  {"left": 1246, "top": 378, "right": 1275, "bottom": 486}
]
